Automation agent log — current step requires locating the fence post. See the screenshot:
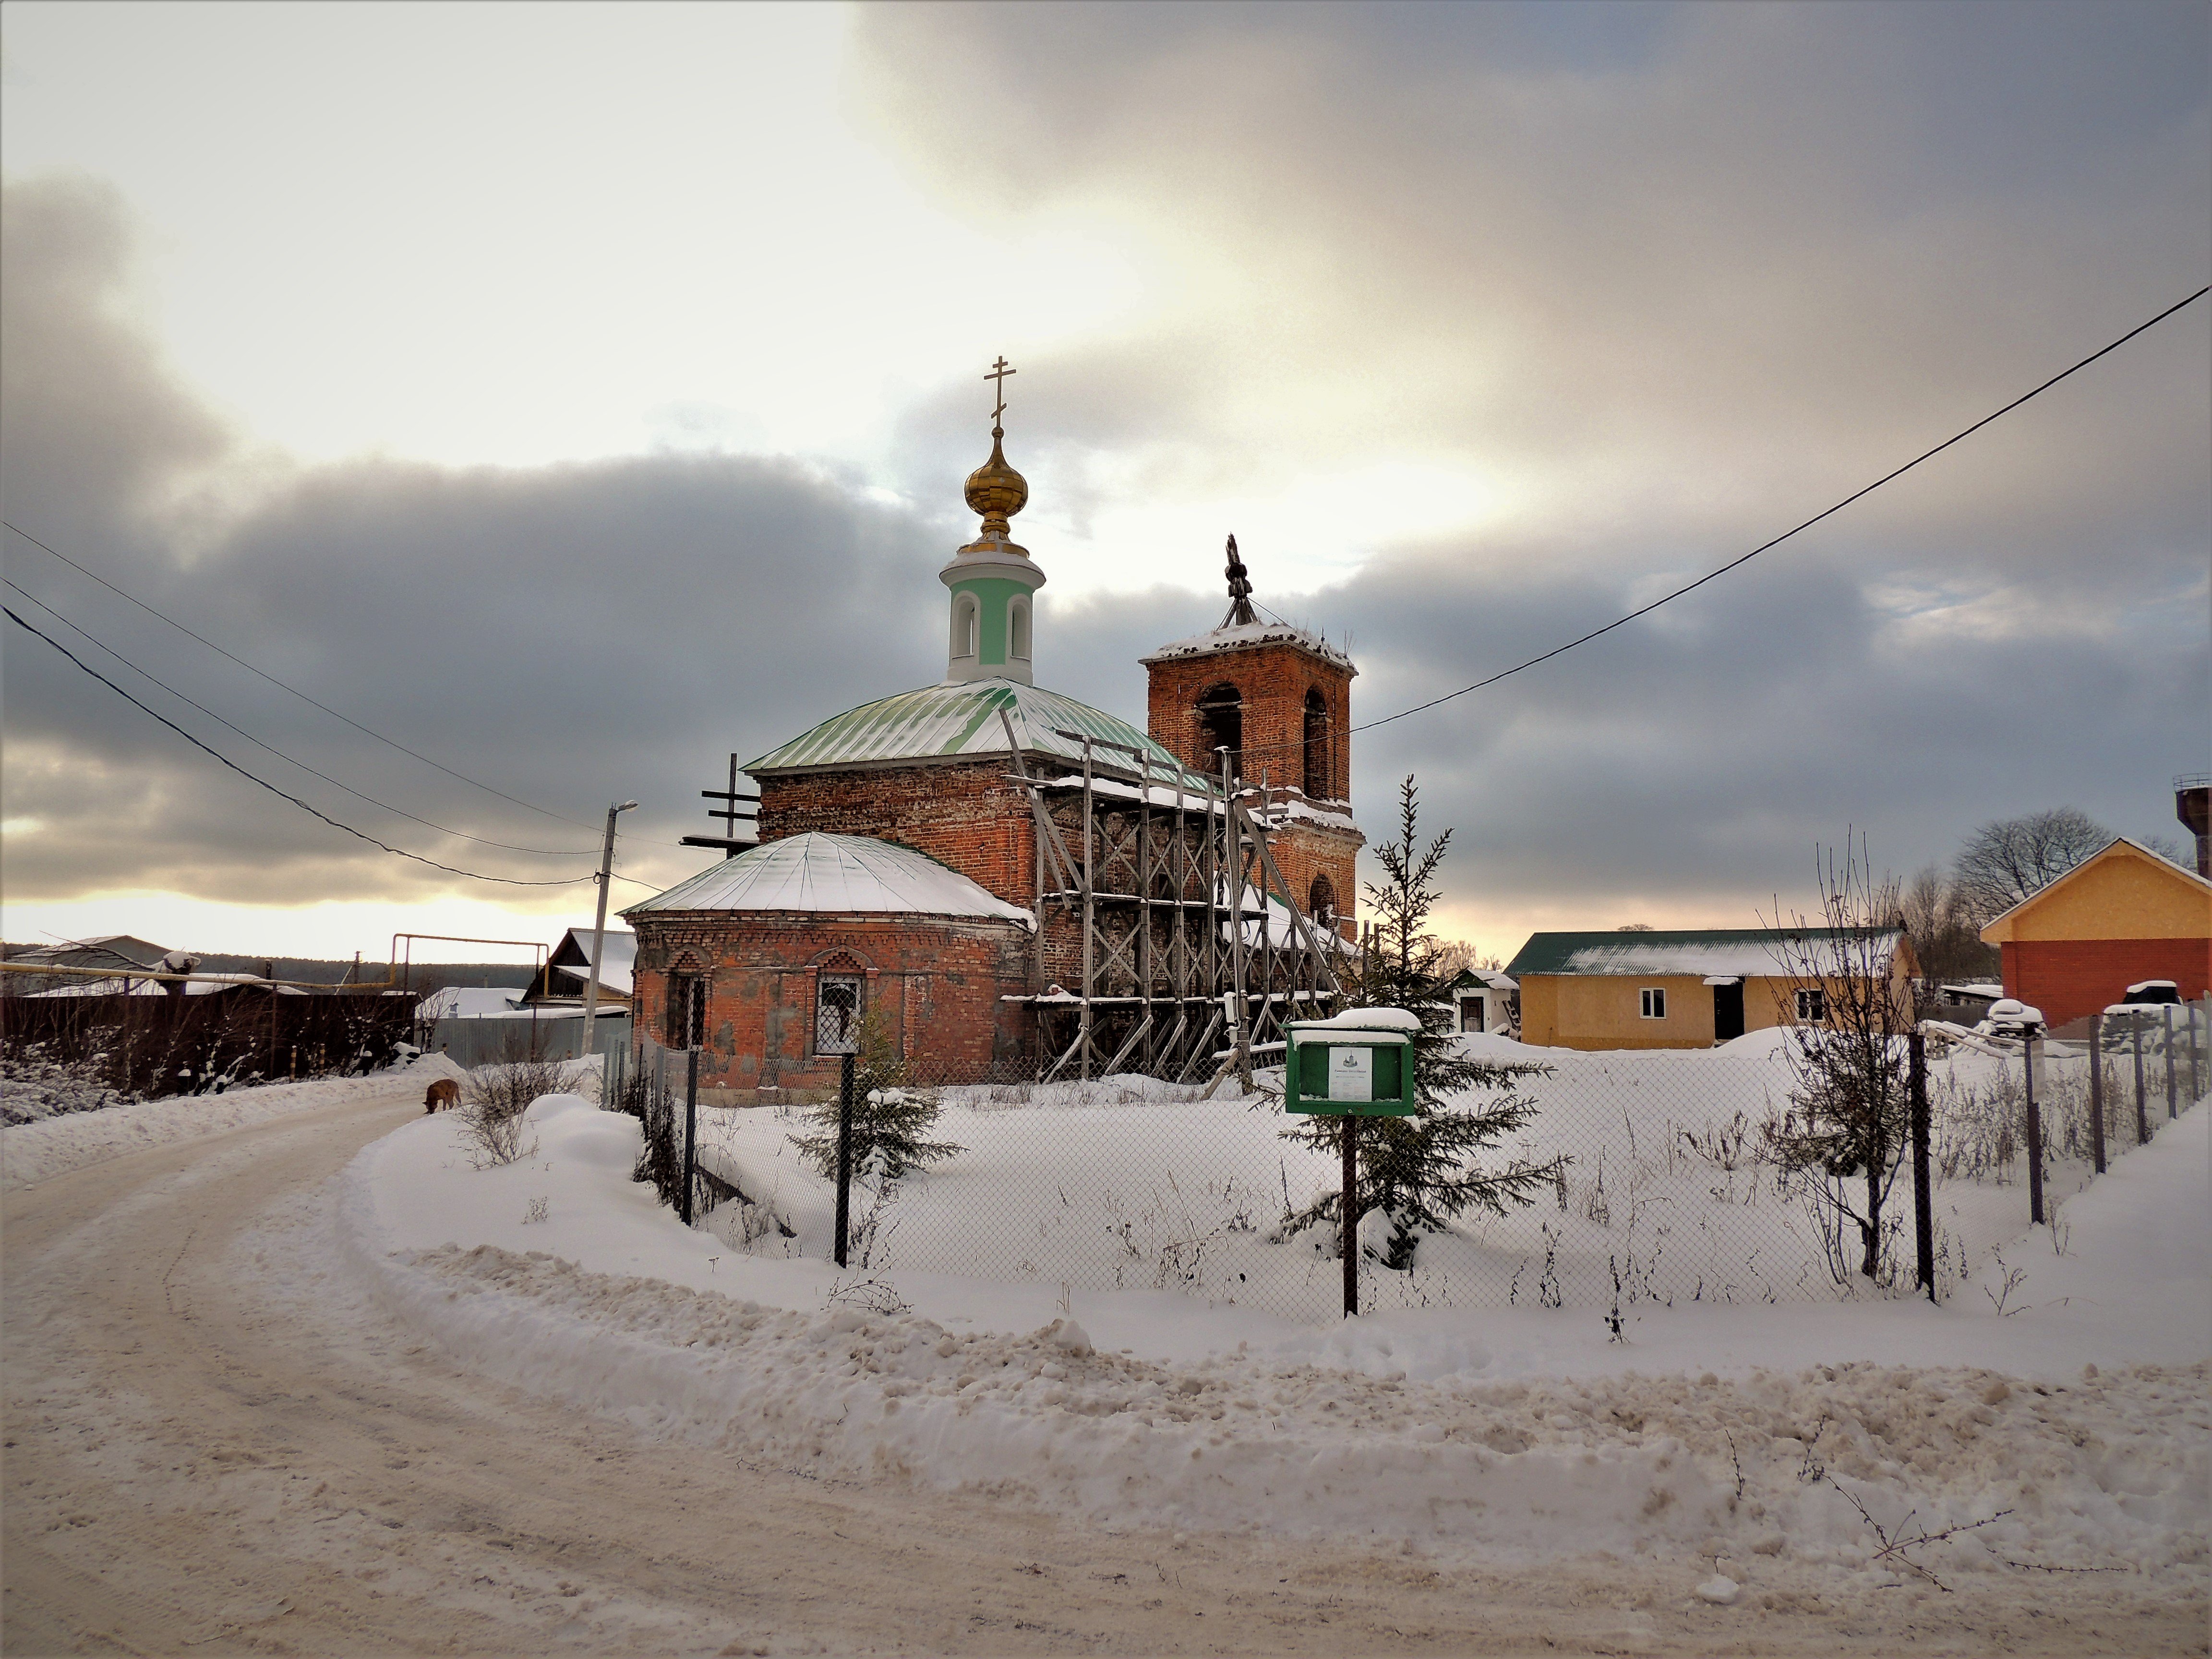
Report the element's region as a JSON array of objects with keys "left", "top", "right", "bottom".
[
  {"left": 835, "top": 1052, "right": 855, "bottom": 1269},
  {"left": 681, "top": 1047, "right": 699, "bottom": 1226},
  {"left": 2162, "top": 1006, "right": 2179, "bottom": 1120},
  {"left": 2022, "top": 1033, "right": 2045, "bottom": 1227},
  {"left": 1341, "top": 1114, "right": 1359, "bottom": 1318},
  {"left": 2191, "top": 996, "right": 2205, "bottom": 1101},
  {"left": 2131, "top": 1019, "right": 2149, "bottom": 1143},
  {"left": 2086, "top": 1014, "right": 2107, "bottom": 1175},
  {"left": 1909, "top": 1028, "right": 1934, "bottom": 1302}
]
